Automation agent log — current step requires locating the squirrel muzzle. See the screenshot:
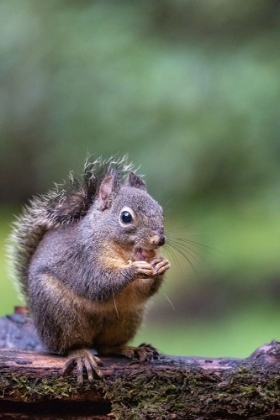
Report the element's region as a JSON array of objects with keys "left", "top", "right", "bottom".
[
  {"left": 134, "top": 233, "right": 165, "bottom": 262},
  {"left": 150, "top": 234, "right": 166, "bottom": 247}
]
